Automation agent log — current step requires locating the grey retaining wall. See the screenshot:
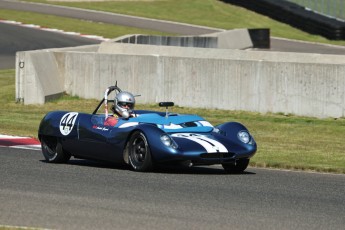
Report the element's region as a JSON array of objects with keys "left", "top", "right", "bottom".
[{"left": 15, "top": 31, "right": 345, "bottom": 118}]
